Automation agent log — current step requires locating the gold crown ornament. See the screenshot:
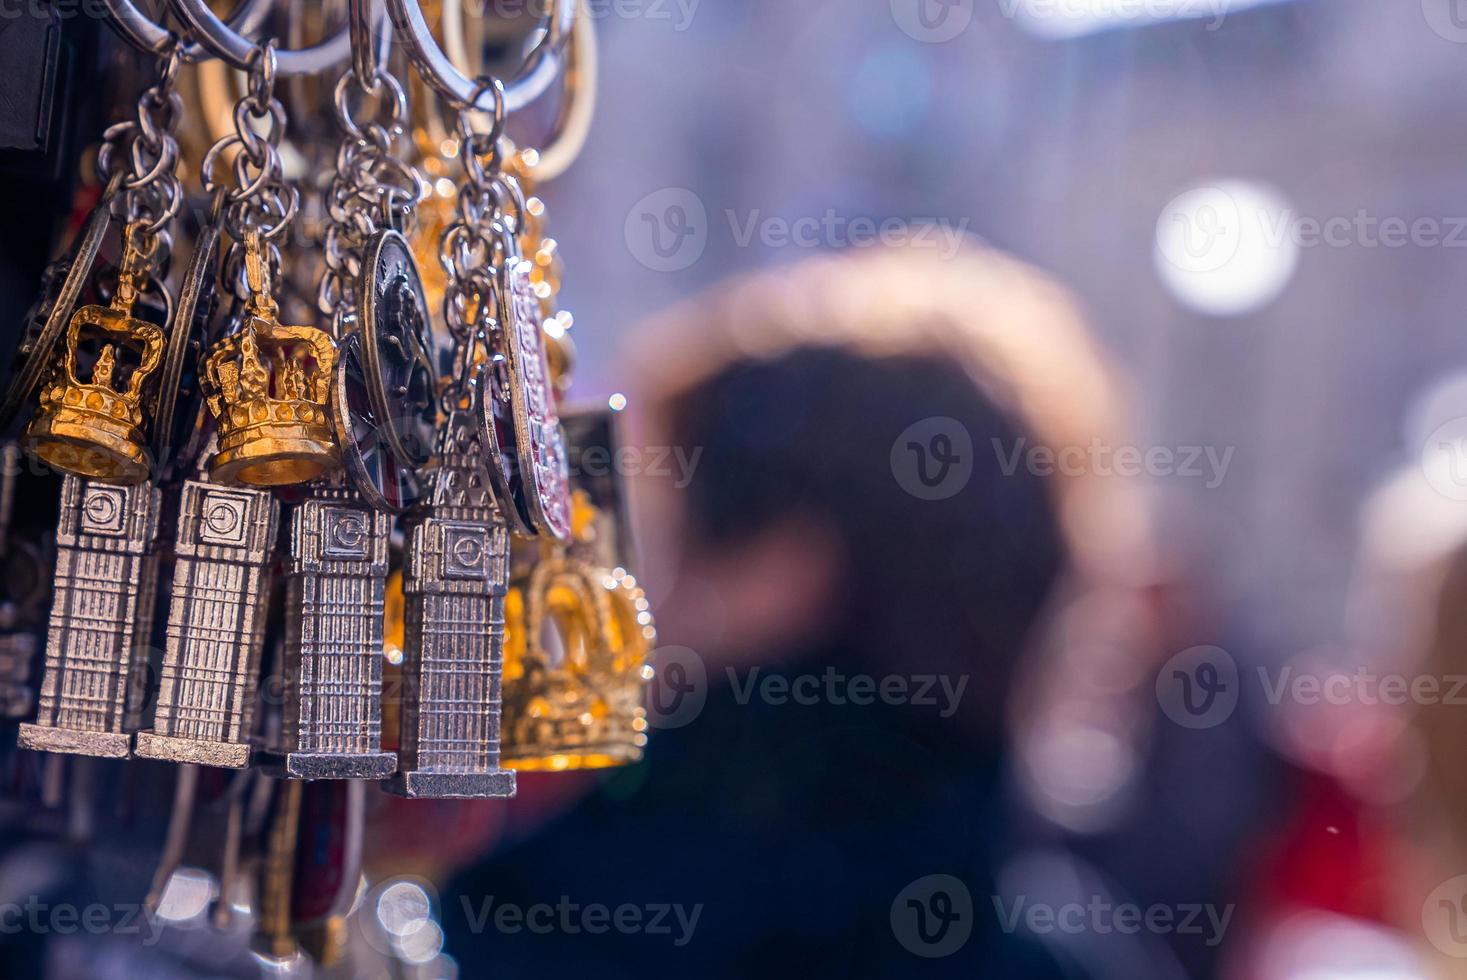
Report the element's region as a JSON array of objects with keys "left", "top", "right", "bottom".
[
  {"left": 502, "top": 494, "right": 655, "bottom": 771},
  {"left": 24, "top": 225, "right": 166, "bottom": 484},
  {"left": 202, "top": 231, "right": 340, "bottom": 486},
  {"left": 503, "top": 558, "right": 655, "bottom": 771}
]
